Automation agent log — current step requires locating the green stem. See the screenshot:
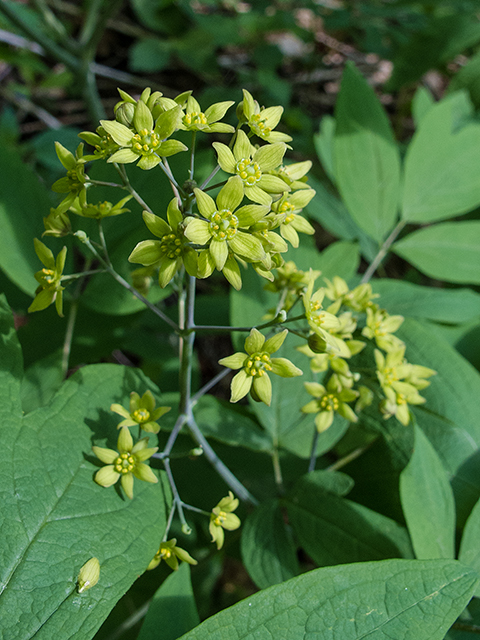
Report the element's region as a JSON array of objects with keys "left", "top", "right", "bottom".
[
  {"left": 272, "top": 447, "right": 284, "bottom": 494},
  {"left": 79, "top": 234, "right": 178, "bottom": 331},
  {"left": 192, "top": 313, "right": 306, "bottom": 334},
  {"left": 360, "top": 220, "right": 406, "bottom": 284},
  {"left": 97, "top": 219, "right": 111, "bottom": 266},
  {"left": 191, "top": 368, "right": 230, "bottom": 405},
  {"left": 308, "top": 429, "right": 320, "bottom": 473},
  {"left": 163, "top": 458, "right": 190, "bottom": 534},
  {"left": 189, "top": 131, "right": 196, "bottom": 180},
  {"left": 61, "top": 269, "right": 106, "bottom": 281},
  {"left": 114, "top": 164, "right": 154, "bottom": 214},
  {"left": 61, "top": 258, "right": 92, "bottom": 378},
  {"left": 327, "top": 444, "right": 370, "bottom": 472}
]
